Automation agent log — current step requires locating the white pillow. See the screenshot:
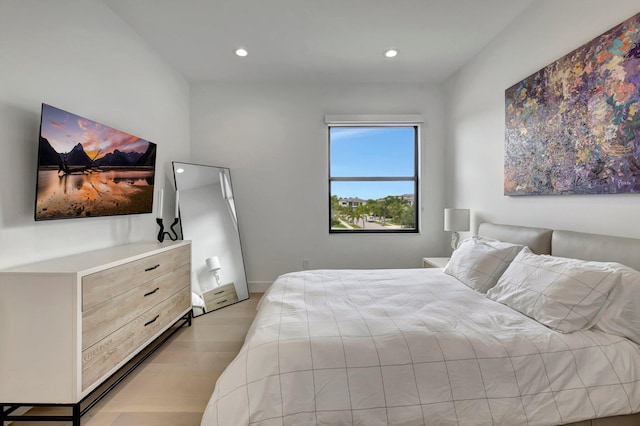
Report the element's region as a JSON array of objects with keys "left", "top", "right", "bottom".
[
  {"left": 486, "top": 248, "right": 621, "bottom": 333},
  {"left": 444, "top": 236, "right": 524, "bottom": 293},
  {"left": 593, "top": 263, "right": 640, "bottom": 344}
]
